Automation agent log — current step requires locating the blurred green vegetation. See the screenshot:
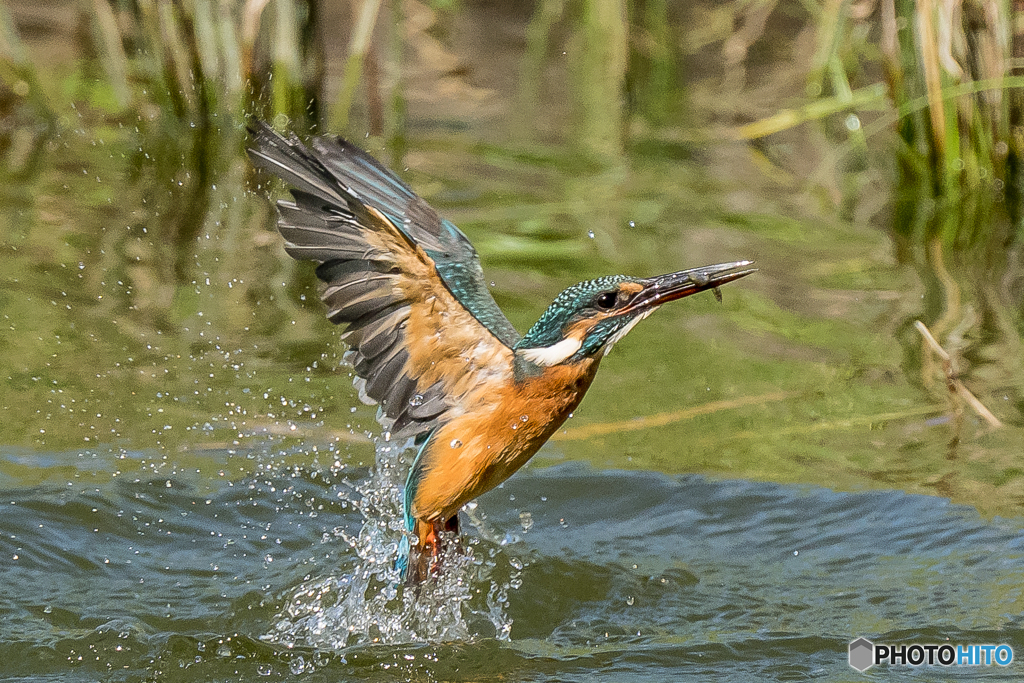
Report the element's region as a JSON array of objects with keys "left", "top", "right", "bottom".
[
  {"left": 4, "top": 0, "right": 1020, "bottom": 243},
  {"left": 734, "top": 0, "right": 1024, "bottom": 240}
]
